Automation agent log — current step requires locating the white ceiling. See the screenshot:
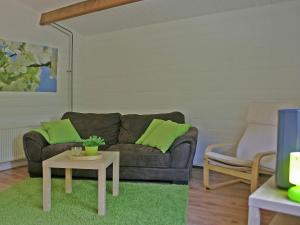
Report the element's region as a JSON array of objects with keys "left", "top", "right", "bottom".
[
  {"left": 17, "top": 0, "right": 296, "bottom": 36},
  {"left": 18, "top": 0, "right": 83, "bottom": 12}
]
